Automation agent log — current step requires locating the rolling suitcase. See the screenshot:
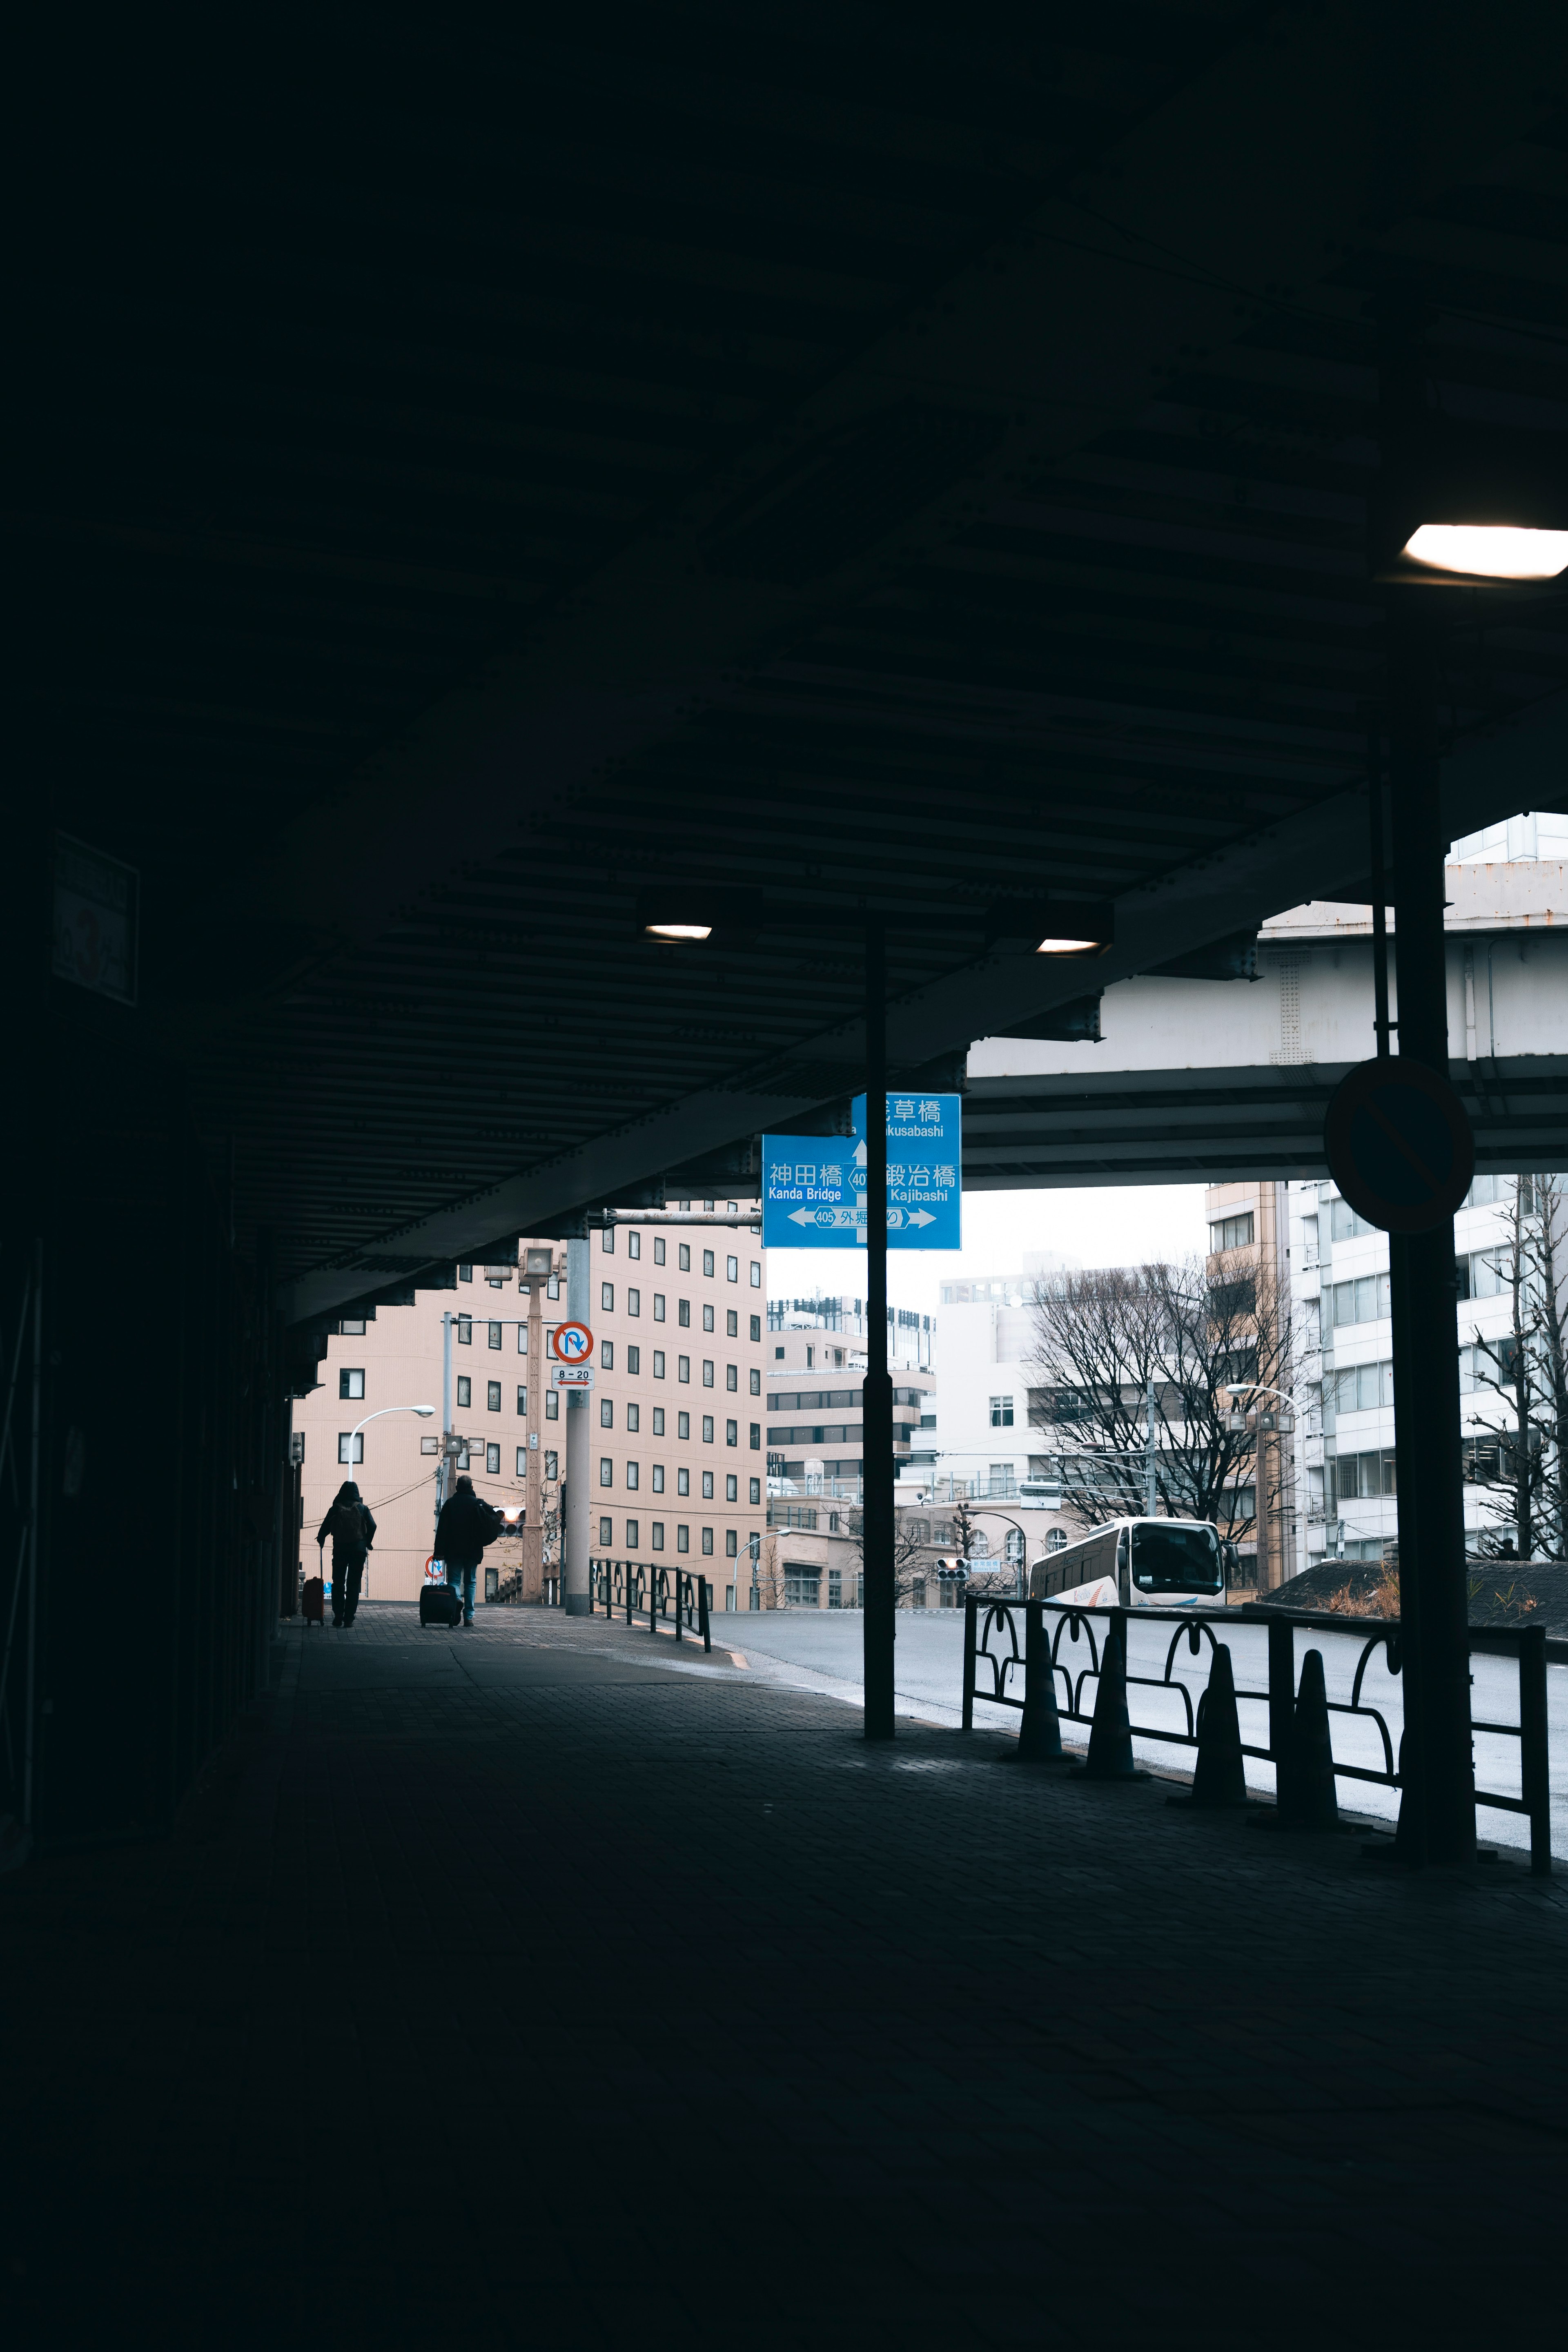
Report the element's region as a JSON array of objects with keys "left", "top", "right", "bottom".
[
  {"left": 301, "top": 1574, "right": 325, "bottom": 1627},
  {"left": 420, "top": 1580, "right": 461, "bottom": 1628}
]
